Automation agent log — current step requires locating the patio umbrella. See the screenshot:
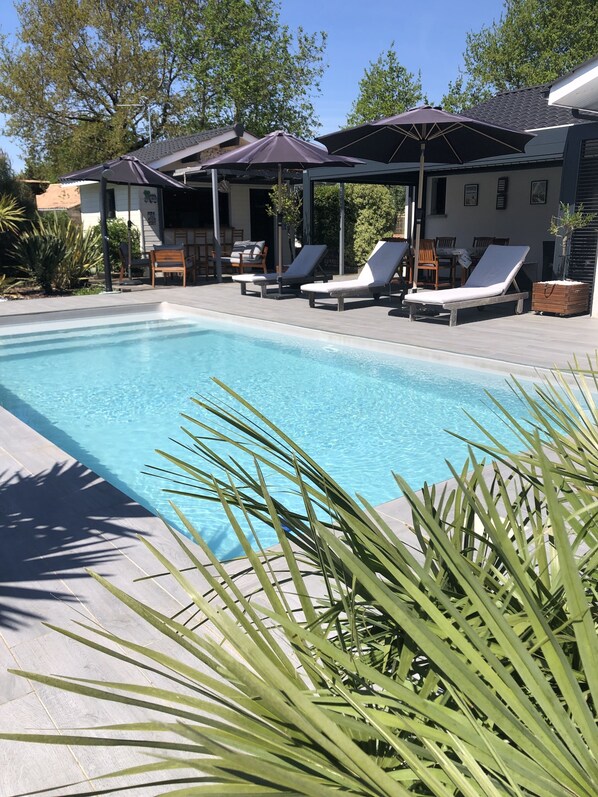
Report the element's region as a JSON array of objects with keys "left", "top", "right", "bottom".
[
  {"left": 317, "top": 106, "right": 534, "bottom": 289},
  {"left": 61, "top": 155, "right": 188, "bottom": 291},
  {"left": 192, "top": 130, "right": 361, "bottom": 274}
]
